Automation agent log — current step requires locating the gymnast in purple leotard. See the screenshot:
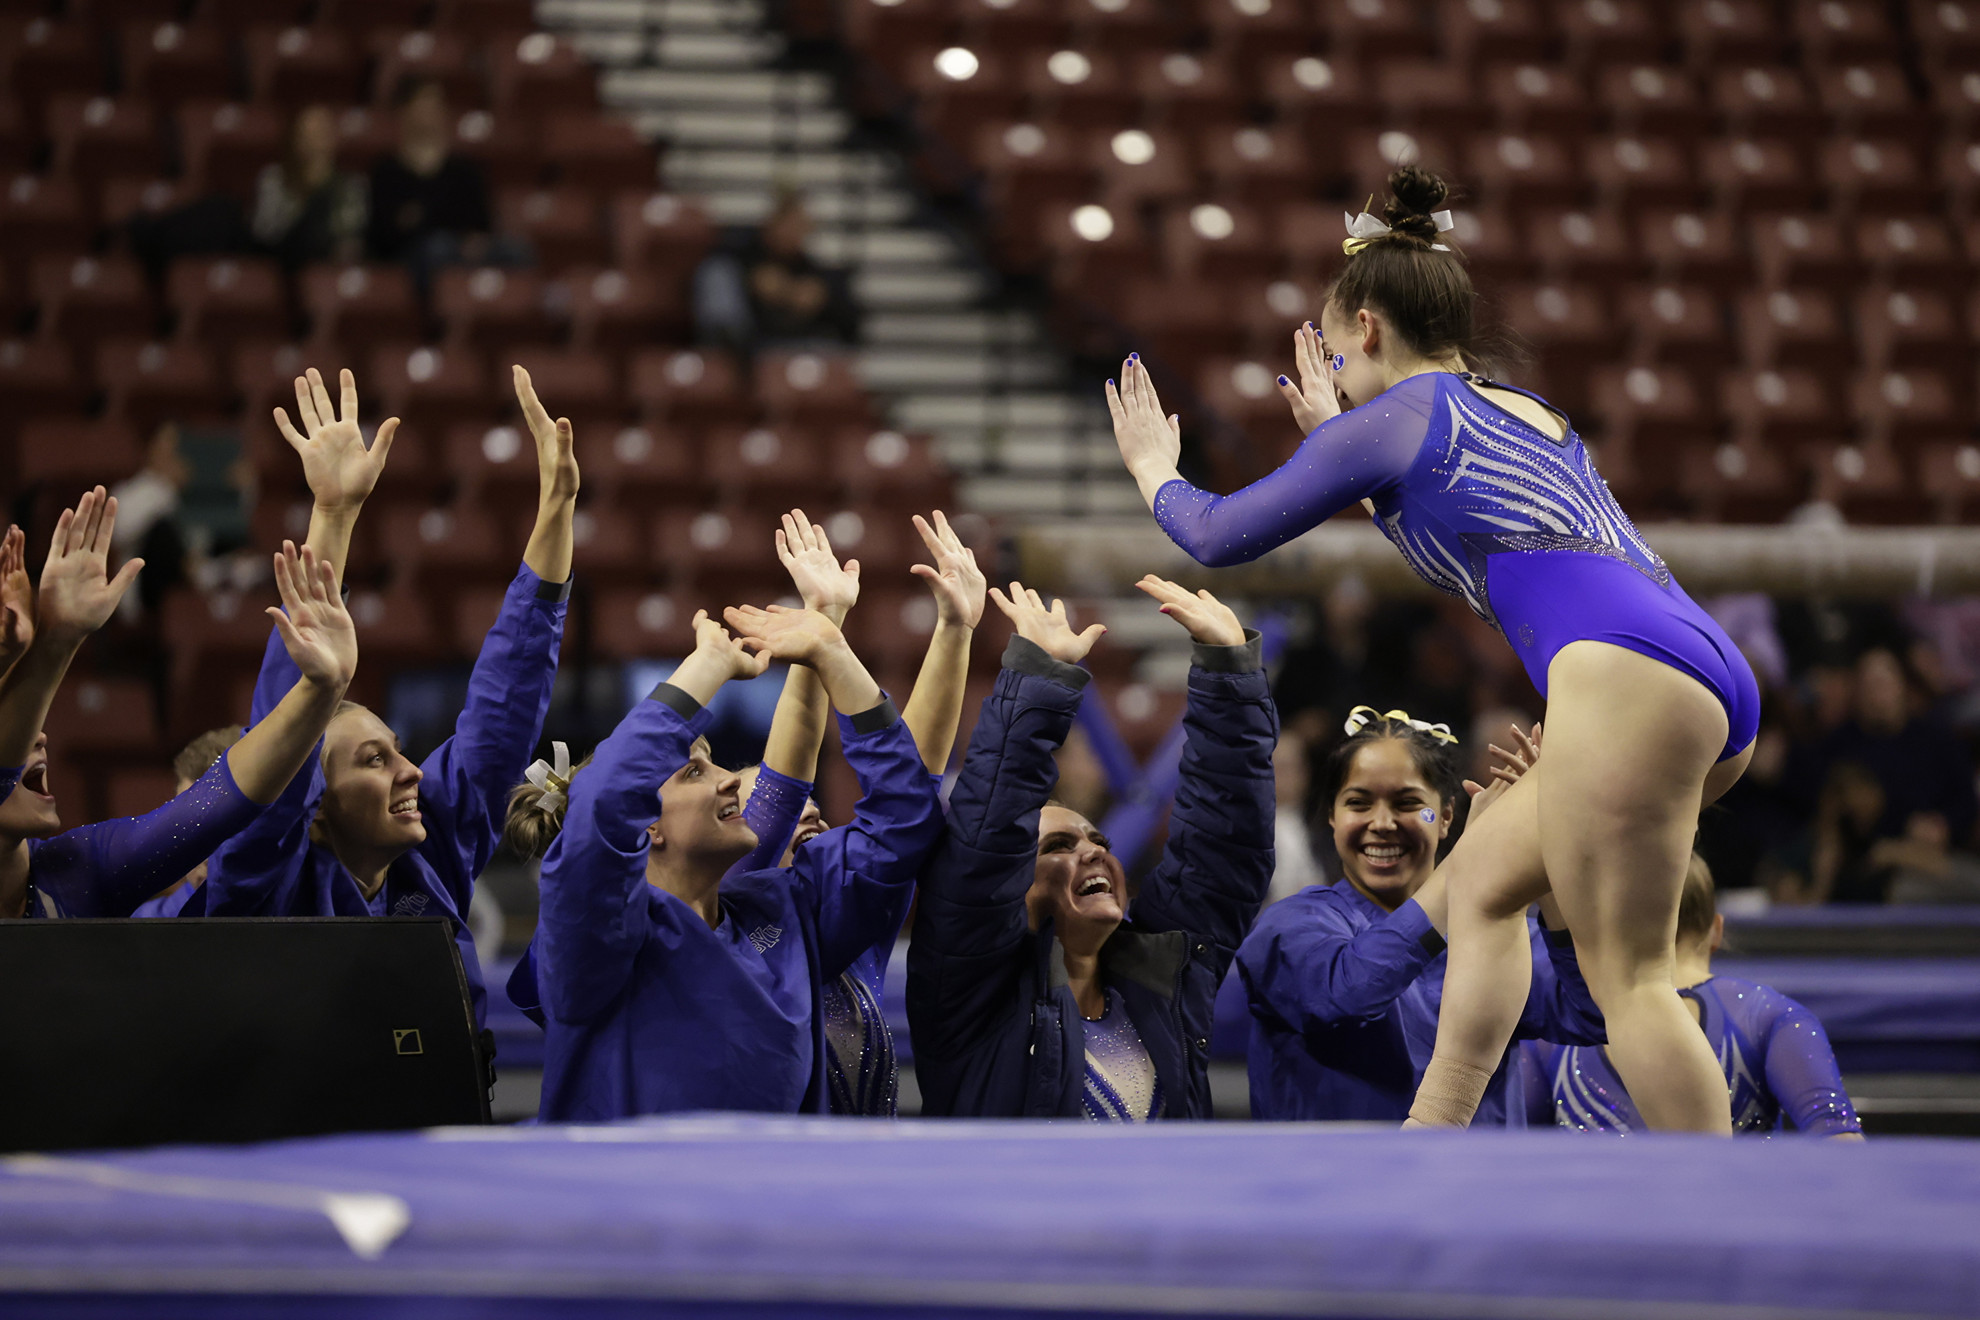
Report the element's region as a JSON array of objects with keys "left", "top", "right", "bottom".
[
  {"left": 1525, "top": 855, "right": 1862, "bottom": 1138},
  {"left": 1110, "top": 164, "right": 1757, "bottom": 1135}
]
